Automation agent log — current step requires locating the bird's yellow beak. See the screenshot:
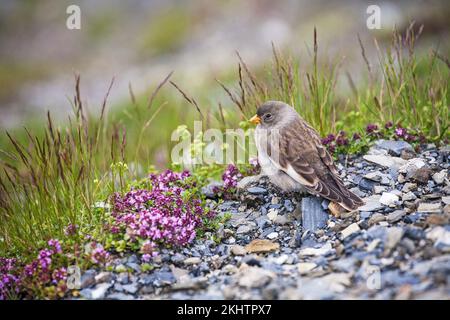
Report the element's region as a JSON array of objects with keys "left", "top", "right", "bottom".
[{"left": 249, "top": 114, "right": 261, "bottom": 125}]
